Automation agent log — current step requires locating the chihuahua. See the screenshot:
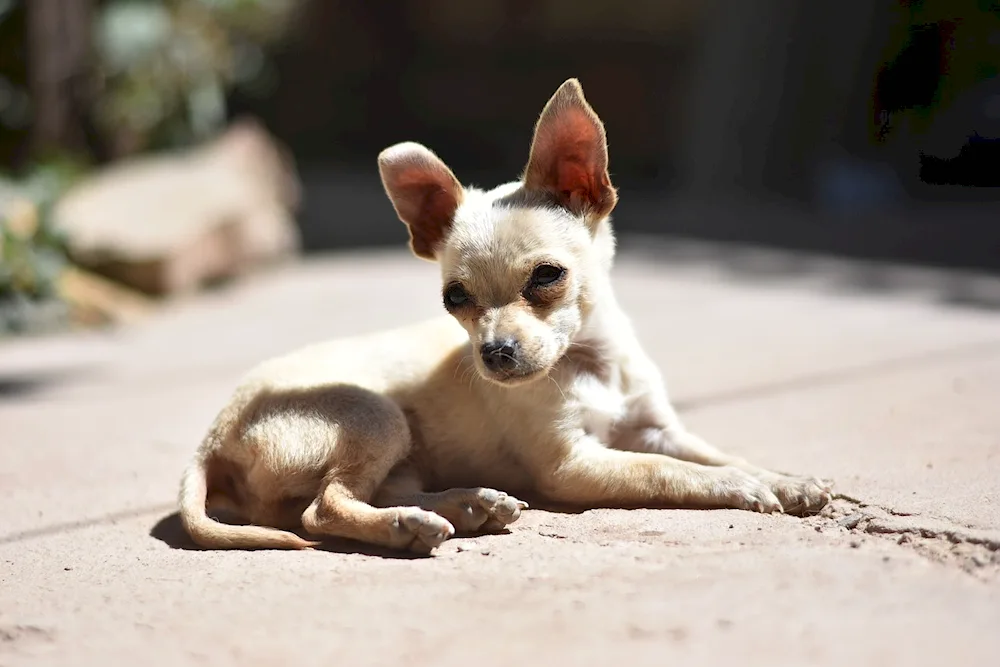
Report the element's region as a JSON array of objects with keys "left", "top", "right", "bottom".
[{"left": 178, "top": 79, "right": 831, "bottom": 553}]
